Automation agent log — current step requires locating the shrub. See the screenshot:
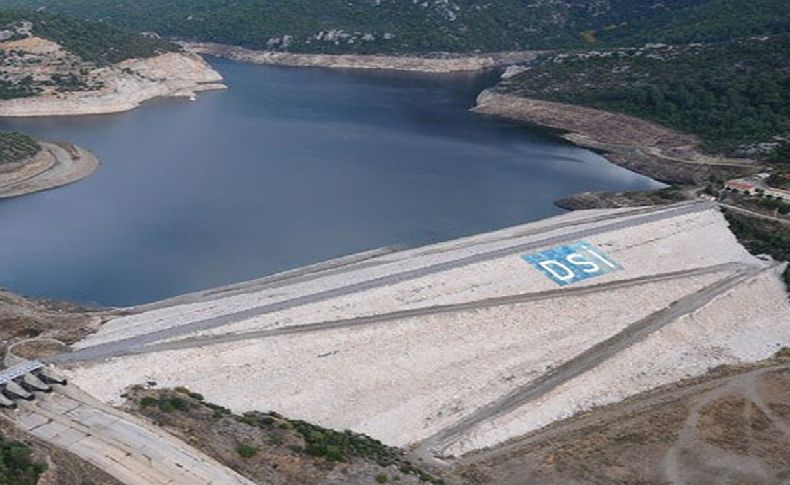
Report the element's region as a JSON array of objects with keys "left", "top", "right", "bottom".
[
  {"left": 0, "top": 435, "right": 47, "bottom": 485},
  {"left": 237, "top": 415, "right": 256, "bottom": 426},
  {"left": 236, "top": 444, "right": 259, "bottom": 458},
  {"left": 158, "top": 397, "right": 187, "bottom": 413}
]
